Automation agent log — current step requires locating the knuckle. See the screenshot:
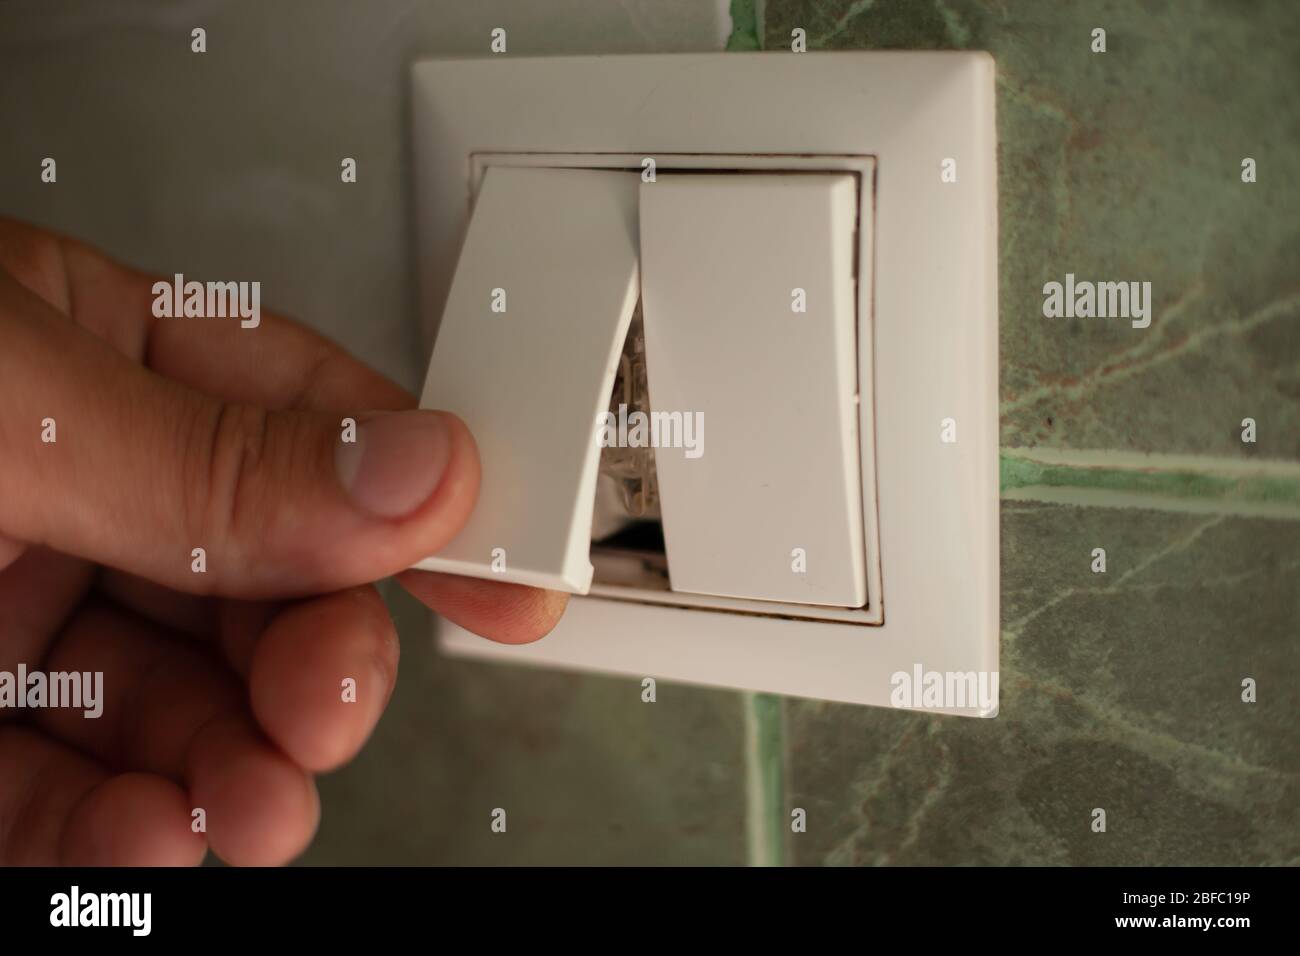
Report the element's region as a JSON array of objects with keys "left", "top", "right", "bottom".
[{"left": 182, "top": 402, "right": 270, "bottom": 564}]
